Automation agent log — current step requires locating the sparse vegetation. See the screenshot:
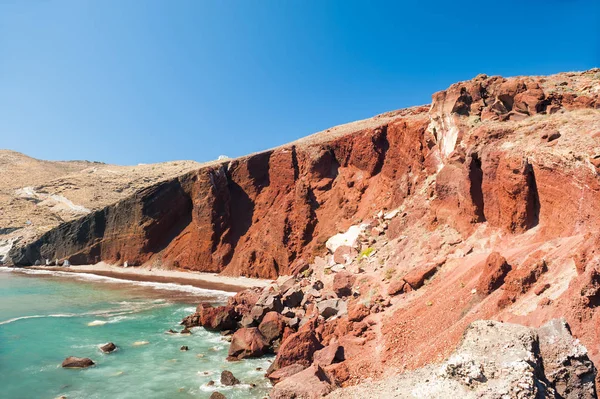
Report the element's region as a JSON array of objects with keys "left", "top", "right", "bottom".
[
  {"left": 302, "top": 268, "right": 312, "bottom": 278},
  {"left": 360, "top": 247, "right": 375, "bottom": 258},
  {"left": 384, "top": 268, "right": 395, "bottom": 280}
]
